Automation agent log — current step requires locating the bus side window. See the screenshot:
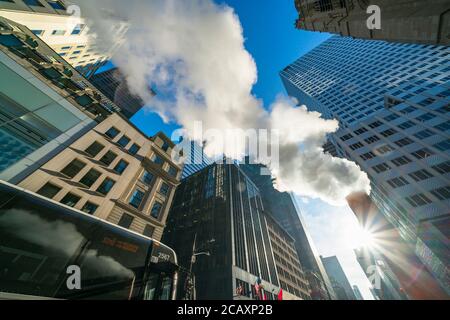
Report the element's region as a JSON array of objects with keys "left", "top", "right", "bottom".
[
  {"left": 0, "top": 189, "right": 98, "bottom": 298},
  {"left": 159, "top": 276, "right": 172, "bottom": 300},
  {"left": 58, "top": 225, "right": 151, "bottom": 300}
]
